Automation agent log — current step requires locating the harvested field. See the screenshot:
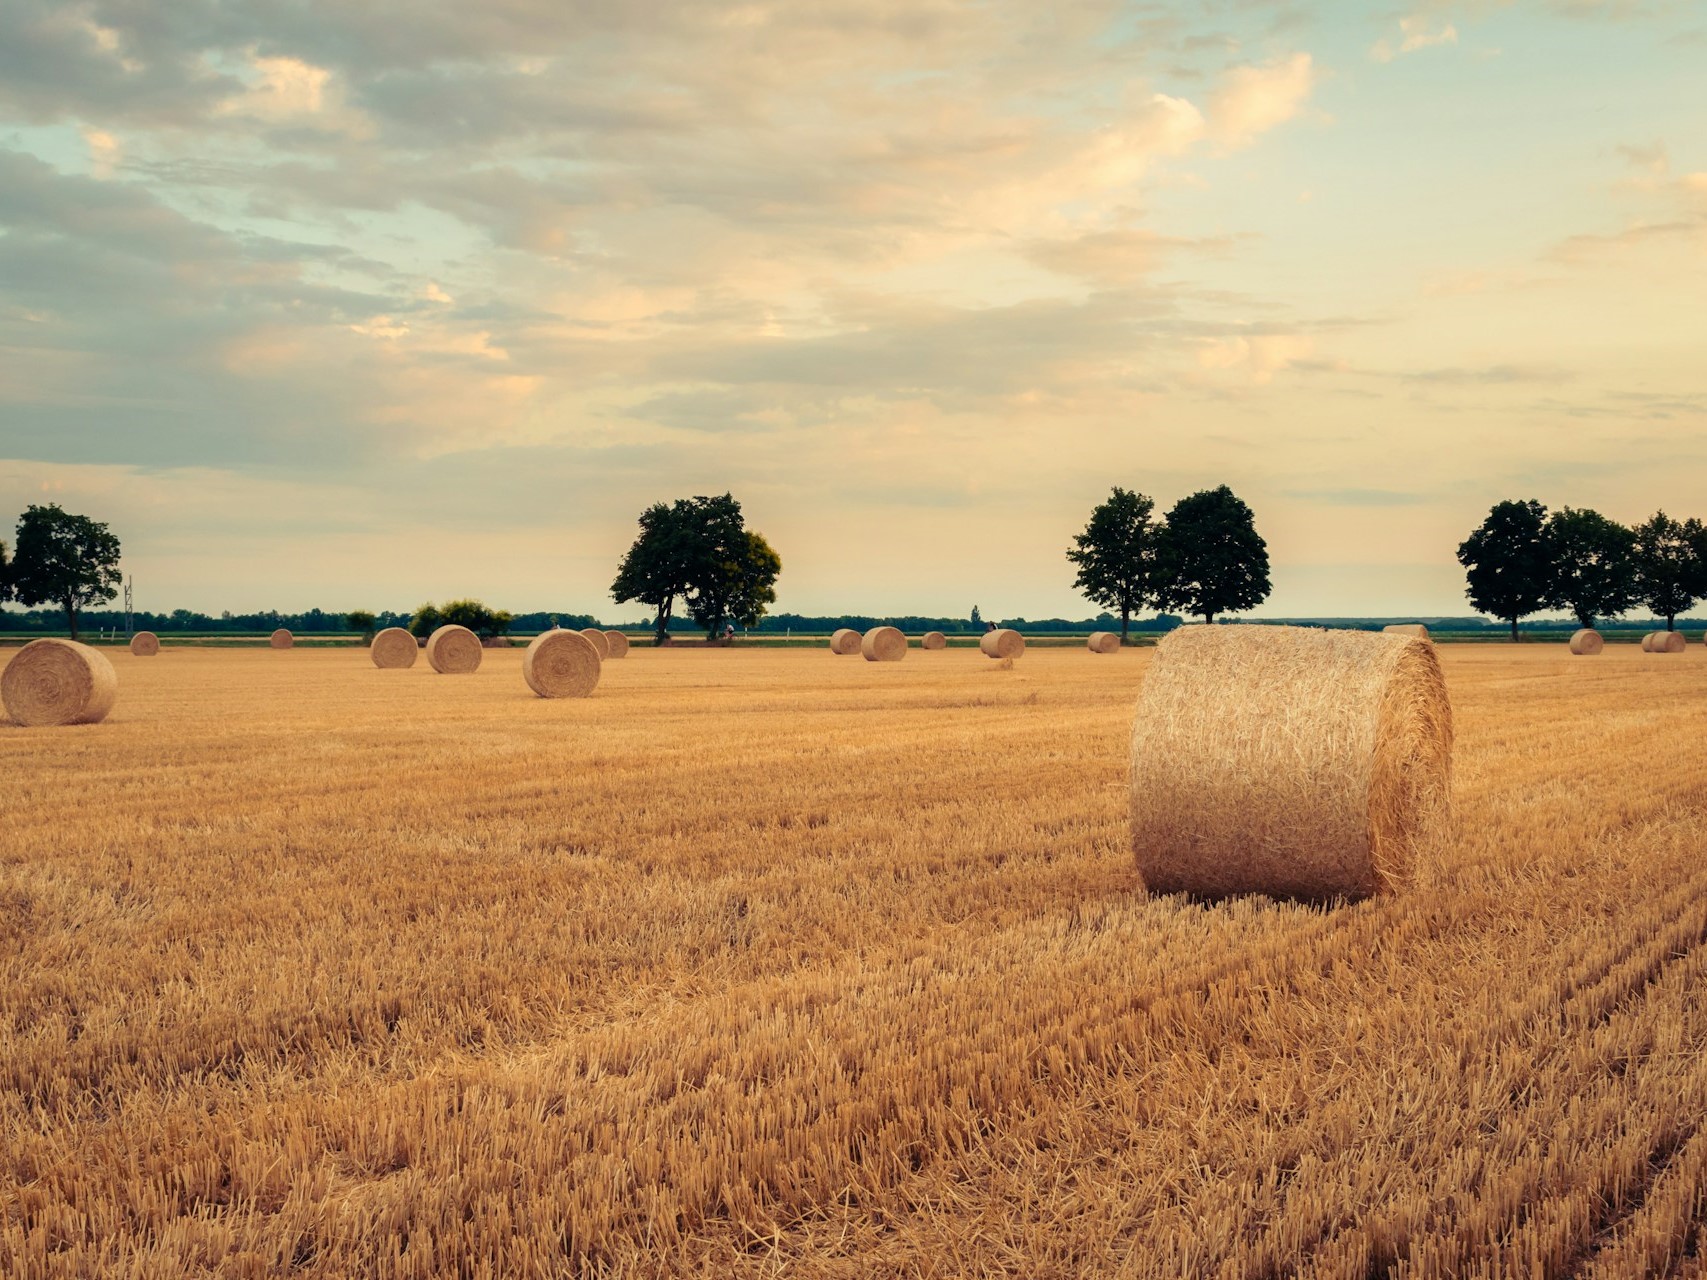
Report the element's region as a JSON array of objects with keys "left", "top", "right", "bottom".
[{"left": 3, "top": 644, "right": 1707, "bottom": 1278}]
